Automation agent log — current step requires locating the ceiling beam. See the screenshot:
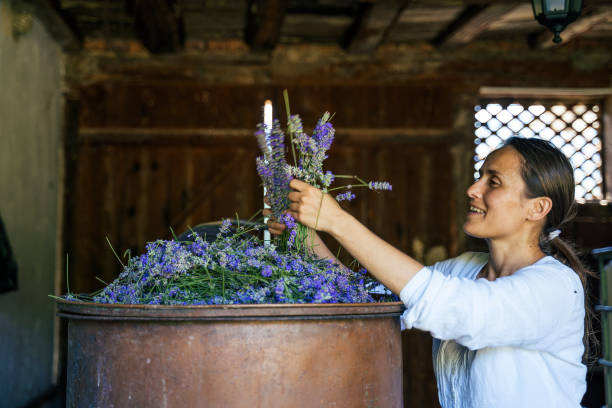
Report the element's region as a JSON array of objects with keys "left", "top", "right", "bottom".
[
  {"left": 245, "top": 0, "right": 289, "bottom": 51},
  {"left": 433, "top": 2, "right": 522, "bottom": 47},
  {"left": 480, "top": 86, "right": 612, "bottom": 99},
  {"left": 343, "top": 0, "right": 410, "bottom": 54},
  {"left": 130, "top": 0, "right": 184, "bottom": 54},
  {"left": 534, "top": 7, "right": 612, "bottom": 49}
]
